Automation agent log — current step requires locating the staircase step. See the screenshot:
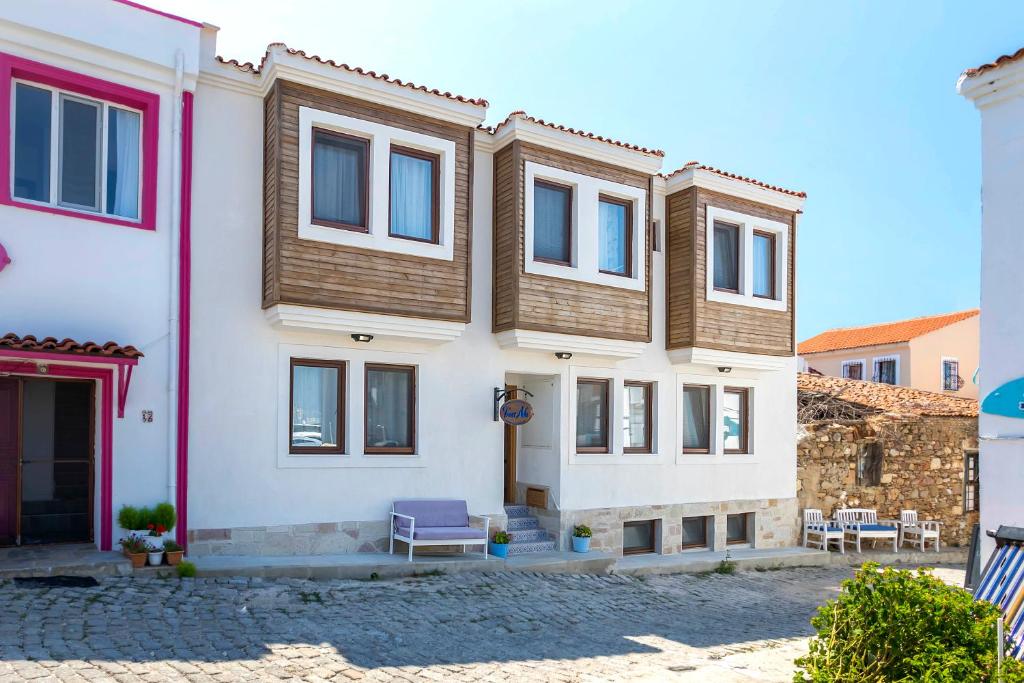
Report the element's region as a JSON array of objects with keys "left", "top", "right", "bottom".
[
  {"left": 508, "top": 528, "right": 550, "bottom": 543},
  {"left": 504, "top": 505, "right": 532, "bottom": 518},
  {"left": 506, "top": 539, "right": 556, "bottom": 556},
  {"left": 507, "top": 516, "right": 539, "bottom": 531}
]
